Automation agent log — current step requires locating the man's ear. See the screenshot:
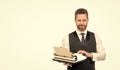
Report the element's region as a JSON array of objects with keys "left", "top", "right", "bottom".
[{"left": 87, "top": 18, "right": 89, "bottom": 21}]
